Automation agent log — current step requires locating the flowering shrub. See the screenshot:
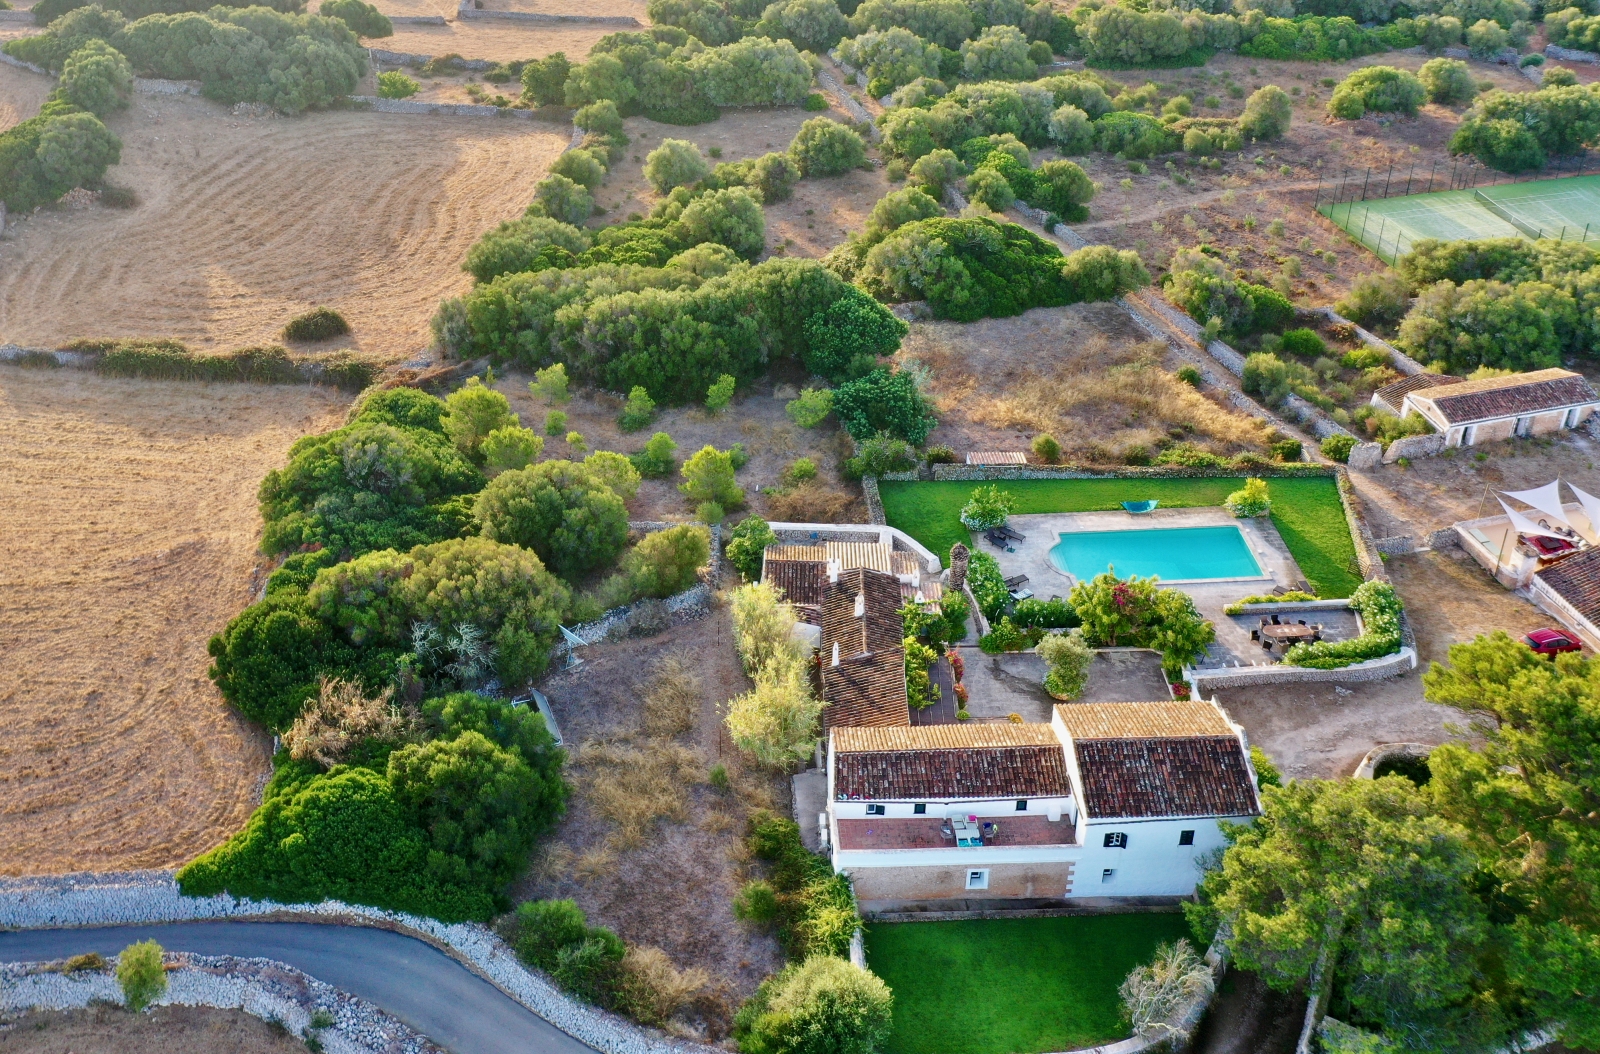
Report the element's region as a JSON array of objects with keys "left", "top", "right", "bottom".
[
  {"left": 1281, "top": 580, "right": 1402, "bottom": 669},
  {"left": 966, "top": 550, "right": 1010, "bottom": 621},
  {"left": 960, "top": 484, "right": 1015, "bottom": 530},
  {"left": 1225, "top": 477, "right": 1271, "bottom": 518}
]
